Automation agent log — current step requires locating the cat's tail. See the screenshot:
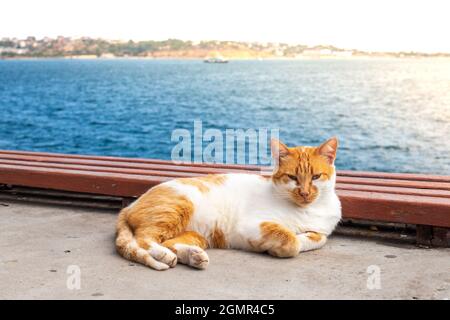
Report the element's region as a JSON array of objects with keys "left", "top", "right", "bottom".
[{"left": 115, "top": 208, "right": 170, "bottom": 270}]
